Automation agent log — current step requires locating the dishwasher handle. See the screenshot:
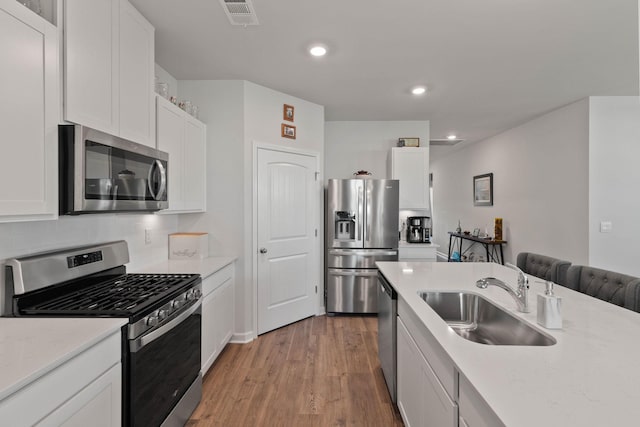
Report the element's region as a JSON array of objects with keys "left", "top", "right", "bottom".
[{"left": 378, "top": 273, "right": 396, "bottom": 298}]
